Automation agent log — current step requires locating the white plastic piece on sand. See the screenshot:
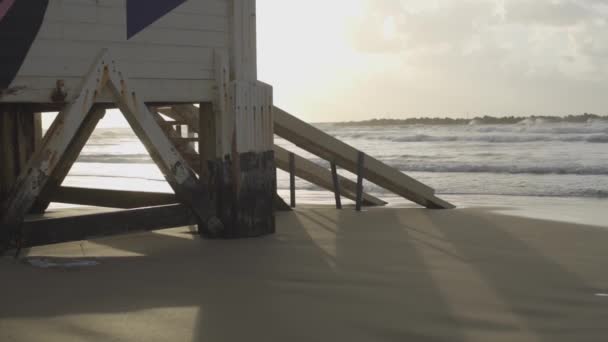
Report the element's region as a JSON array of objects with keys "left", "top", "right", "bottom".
[{"left": 26, "top": 258, "right": 100, "bottom": 269}]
